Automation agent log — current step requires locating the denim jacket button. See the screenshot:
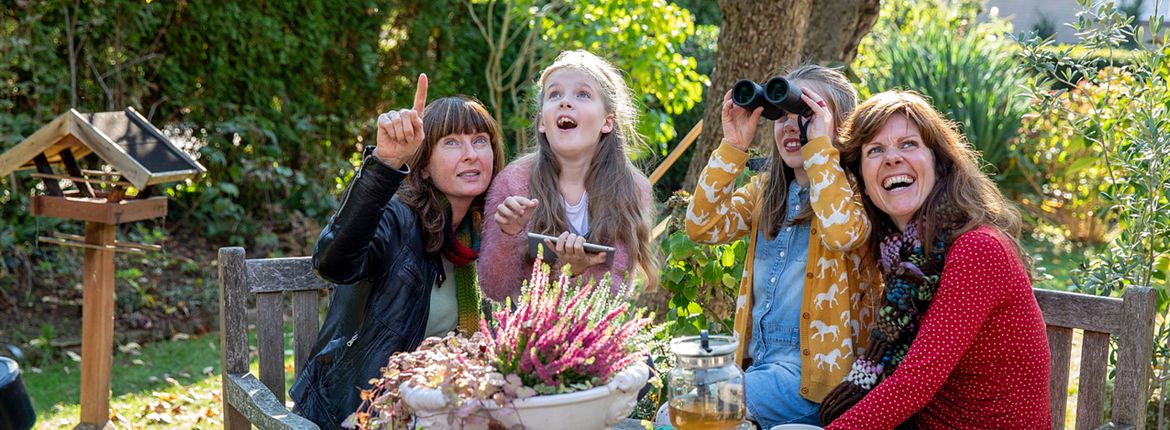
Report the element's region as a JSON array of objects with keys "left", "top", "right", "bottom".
[
  {"left": 801, "top": 387, "right": 809, "bottom": 395},
  {"left": 806, "top": 272, "right": 813, "bottom": 279},
  {"left": 802, "top": 312, "right": 810, "bottom": 319},
  {"left": 802, "top": 349, "right": 810, "bottom": 356}
]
